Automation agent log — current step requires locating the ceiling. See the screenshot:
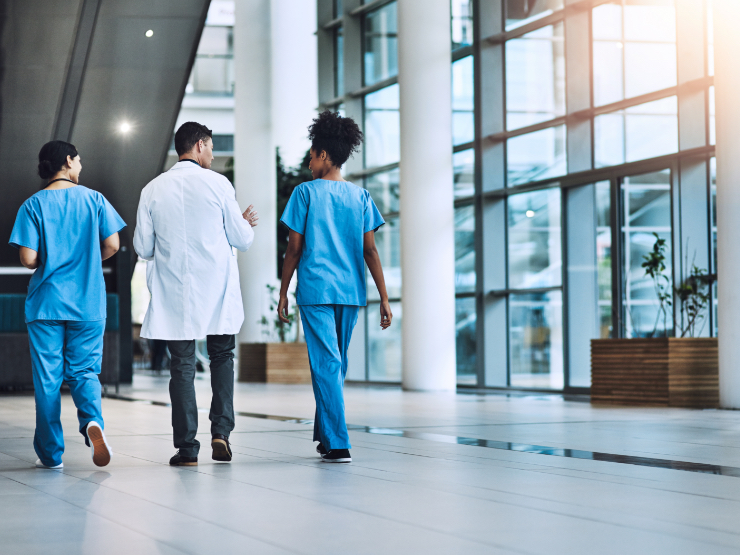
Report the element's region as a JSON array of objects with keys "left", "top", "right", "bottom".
[{"left": 0, "top": 0, "right": 209, "bottom": 275}]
